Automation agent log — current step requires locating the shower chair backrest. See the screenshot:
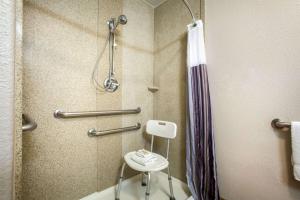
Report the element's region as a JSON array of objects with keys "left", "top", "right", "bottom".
[
  {"left": 146, "top": 120, "right": 177, "bottom": 139},
  {"left": 146, "top": 120, "right": 177, "bottom": 160}
]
